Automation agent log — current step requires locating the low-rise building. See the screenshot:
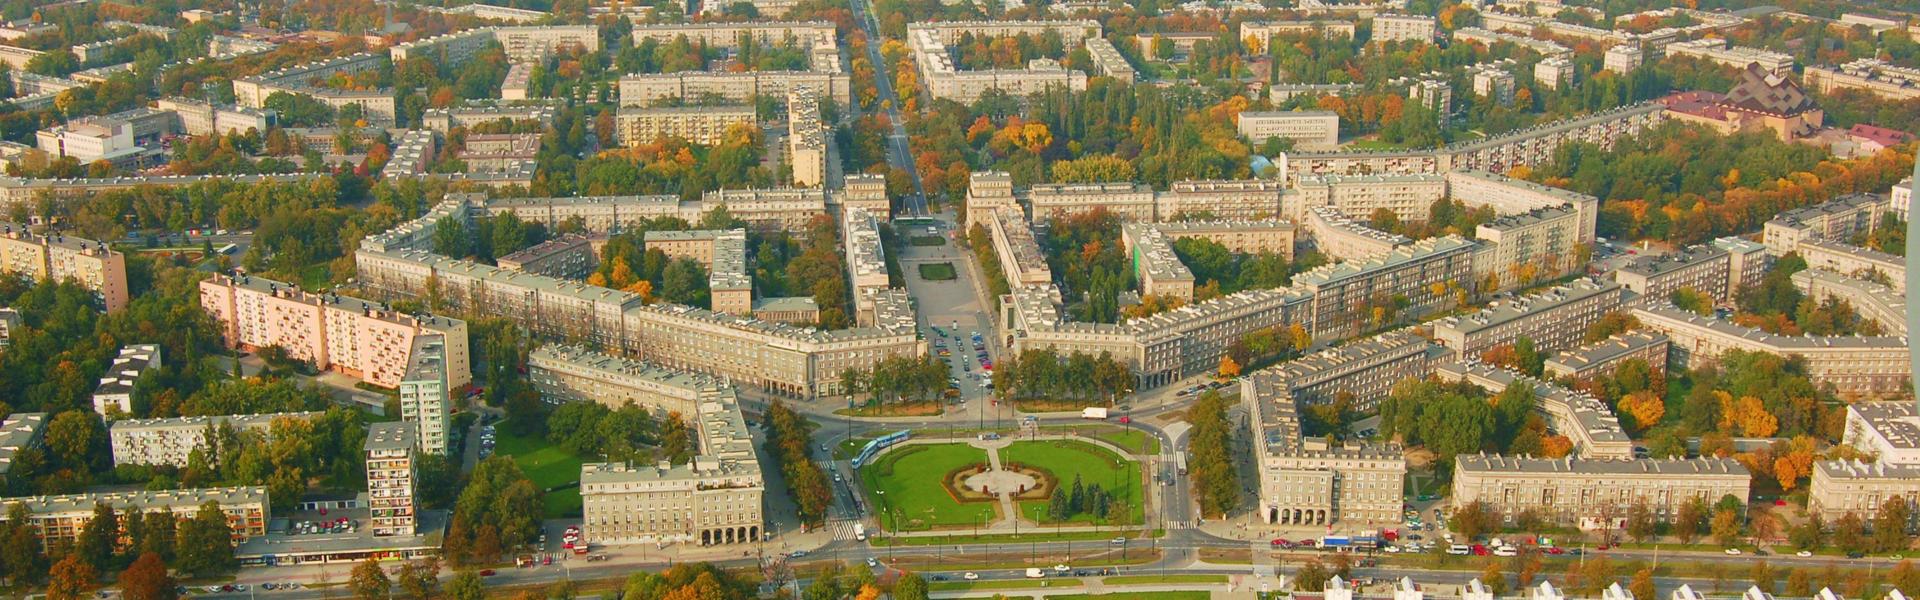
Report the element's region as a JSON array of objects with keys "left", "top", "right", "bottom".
[
  {"left": 1372, "top": 14, "right": 1436, "bottom": 43},
  {"left": 109, "top": 412, "right": 321, "bottom": 467},
  {"left": 1761, "top": 194, "right": 1887, "bottom": 255},
  {"left": 580, "top": 385, "right": 763, "bottom": 546},
  {"left": 1027, "top": 183, "right": 1157, "bottom": 222},
  {"left": 1614, "top": 245, "right": 1733, "bottom": 304},
  {"left": 1792, "top": 269, "right": 1906, "bottom": 335},
  {"left": 1842, "top": 402, "right": 1920, "bottom": 467},
  {"left": 1804, "top": 59, "right": 1920, "bottom": 102},
  {"left": 987, "top": 209, "right": 1054, "bottom": 287},
  {"left": 1453, "top": 454, "right": 1749, "bottom": 527},
  {"left": 1445, "top": 170, "right": 1599, "bottom": 244},
  {"left": 615, "top": 106, "right": 756, "bottom": 146},
  {"left": 1633, "top": 304, "right": 1911, "bottom": 396},
  {"left": 1797, "top": 238, "right": 1906, "bottom": 294},
  {"left": 459, "top": 133, "right": 542, "bottom": 173},
  {"left": 496, "top": 234, "right": 598, "bottom": 279},
  {"left": 1303, "top": 207, "right": 1409, "bottom": 261},
  {"left": 1245, "top": 365, "right": 1407, "bottom": 526},
  {"left": 0, "top": 487, "right": 269, "bottom": 550},
  {"left": 1543, "top": 331, "right": 1669, "bottom": 381},
  {"left": 1807, "top": 460, "right": 1920, "bottom": 529},
  {"left": 0, "top": 412, "right": 46, "bottom": 485},
  {"left": 1431, "top": 278, "right": 1624, "bottom": 357},
  {"left": 92, "top": 344, "right": 161, "bottom": 417},
  {"left": 1288, "top": 173, "right": 1446, "bottom": 223},
  {"left": 1236, "top": 111, "right": 1340, "bottom": 151},
  {"left": 0, "top": 224, "right": 129, "bottom": 312},
  {"left": 1534, "top": 57, "right": 1573, "bottom": 90}
]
